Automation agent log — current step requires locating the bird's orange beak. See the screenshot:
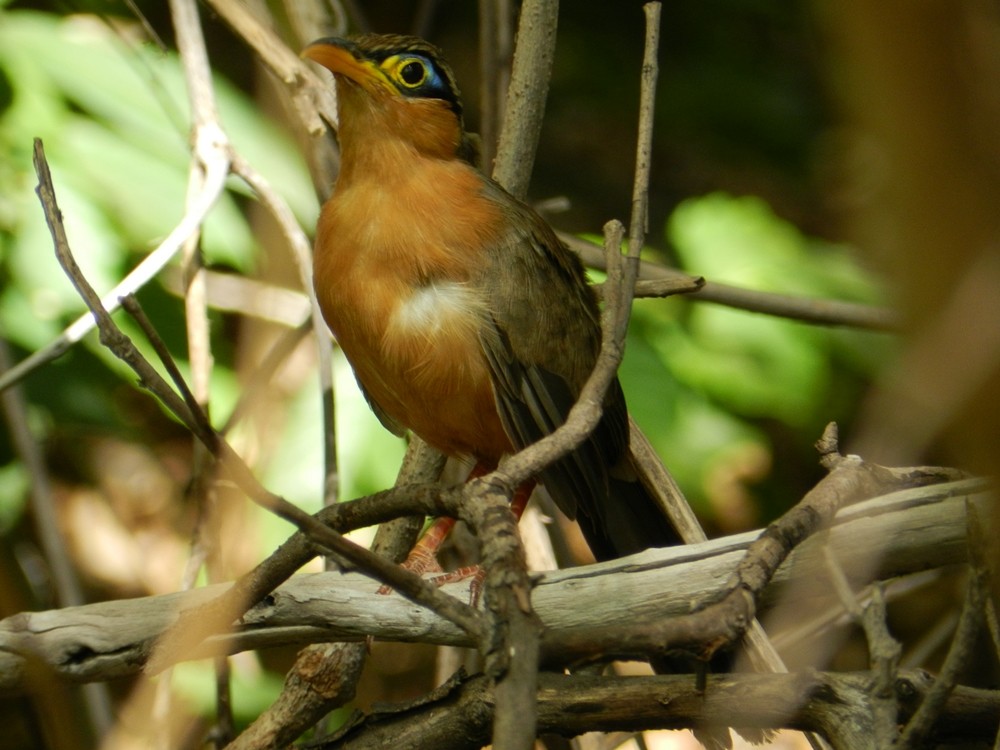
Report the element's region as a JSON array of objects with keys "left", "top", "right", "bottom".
[{"left": 302, "top": 39, "right": 395, "bottom": 96}]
